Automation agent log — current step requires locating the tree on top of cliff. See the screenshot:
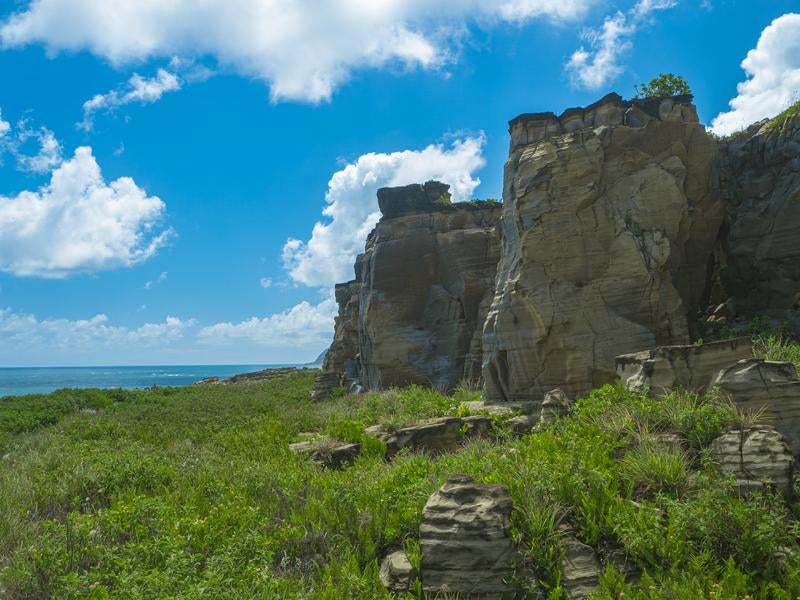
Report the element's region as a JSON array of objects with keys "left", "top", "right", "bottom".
[{"left": 634, "top": 73, "right": 692, "bottom": 99}]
